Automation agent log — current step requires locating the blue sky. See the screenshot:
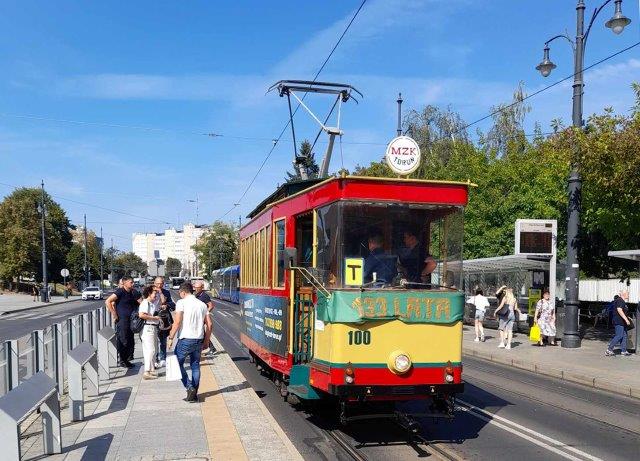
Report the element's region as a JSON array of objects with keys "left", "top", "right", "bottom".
[{"left": 1, "top": 0, "right": 638, "bottom": 251}]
